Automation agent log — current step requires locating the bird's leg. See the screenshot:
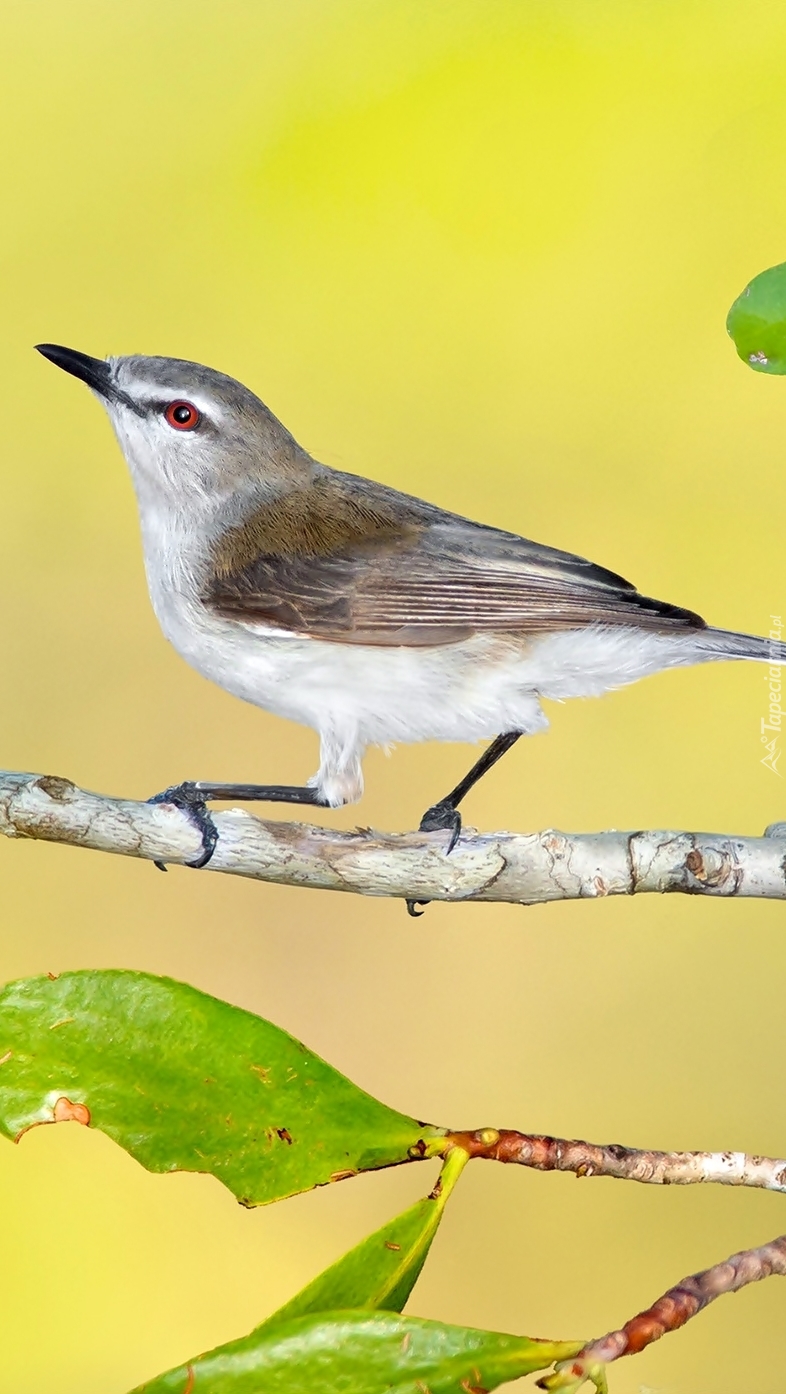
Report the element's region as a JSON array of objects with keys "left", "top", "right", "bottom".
[
  {"left": 407, "top": 732, "right": 522, "bottom": 917},
  {"left": 148, "top": 780, "right": 328, "bottom": 870},
  {"left": 418, "top": 732, "right": 523, "bottom": 847}
]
